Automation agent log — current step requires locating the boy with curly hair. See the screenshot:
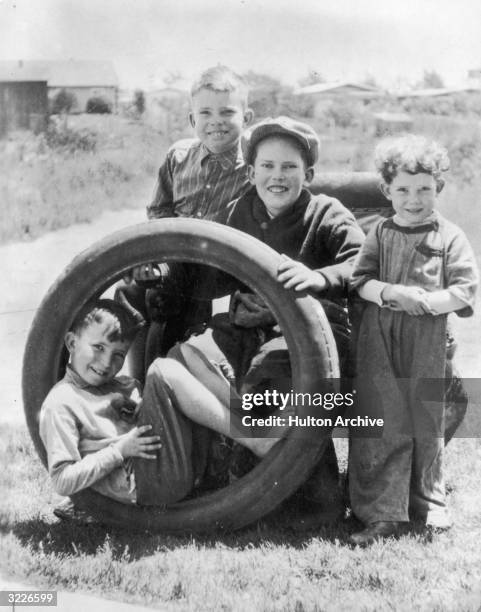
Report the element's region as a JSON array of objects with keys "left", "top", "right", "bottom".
[{"left": 349, "top": 135, "right": 478, "bottom": 545}]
